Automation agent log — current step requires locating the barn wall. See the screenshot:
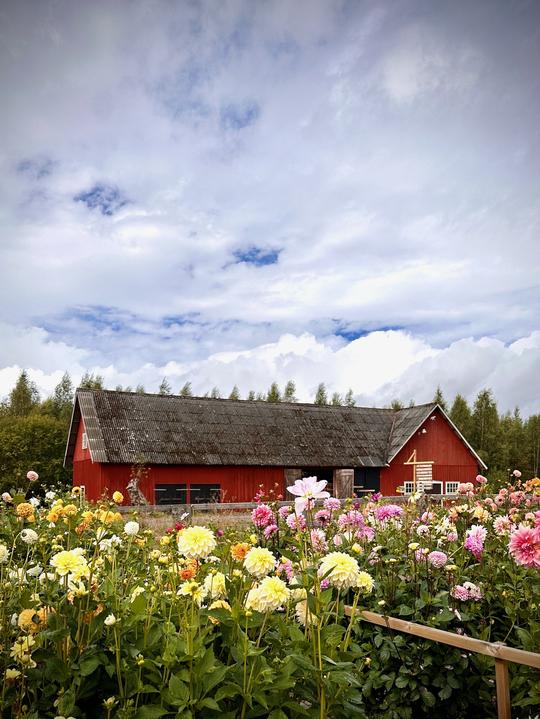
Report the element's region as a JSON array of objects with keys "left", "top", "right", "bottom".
[
  {"left": 72, "top": 420, "right": 103, "bottom": 501},
  {"left": 96, "top": 464, "right": 285, "bottom": 504},
  {"left": 381, "top": 408, "right": 480, "bottom": 495}
]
